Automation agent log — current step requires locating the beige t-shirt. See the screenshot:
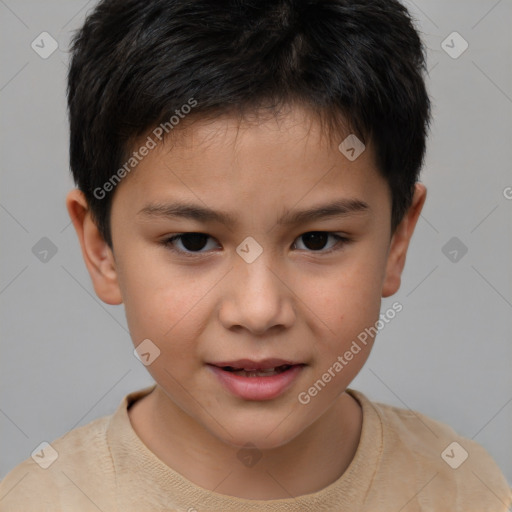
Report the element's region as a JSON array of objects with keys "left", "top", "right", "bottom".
[{"left": 0, "top": 385, "right": 510, "bottom": 511}]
